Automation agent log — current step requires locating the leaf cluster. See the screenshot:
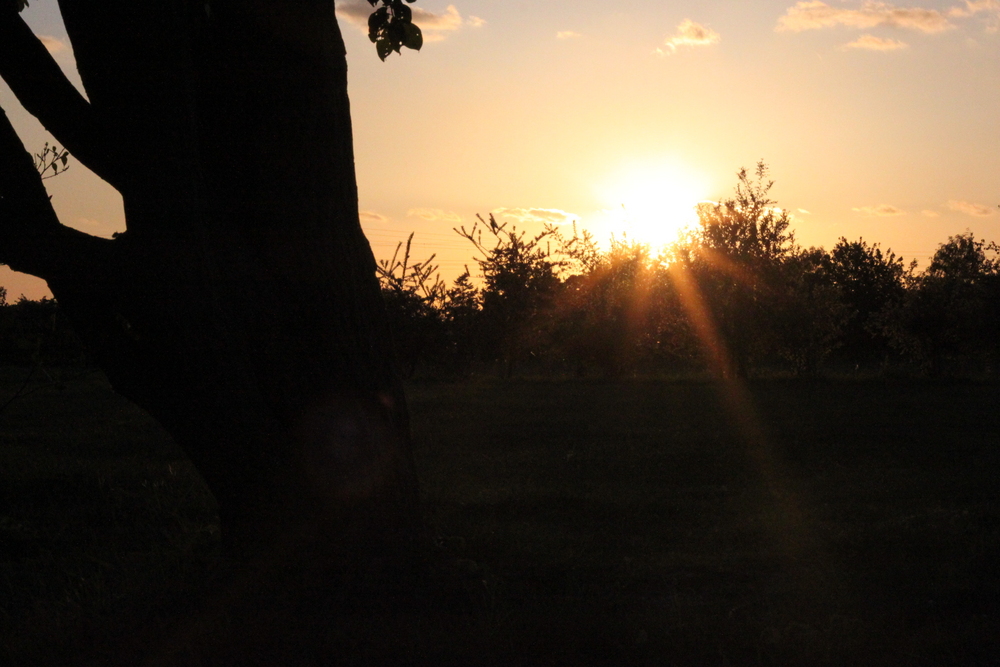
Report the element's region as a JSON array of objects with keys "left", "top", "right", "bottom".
[
  {"left": 366, "top": 0, "right": 423, "bottom": 61},
  {"left": 32, "top": 143, "right": 69, "bottom": 181}
]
